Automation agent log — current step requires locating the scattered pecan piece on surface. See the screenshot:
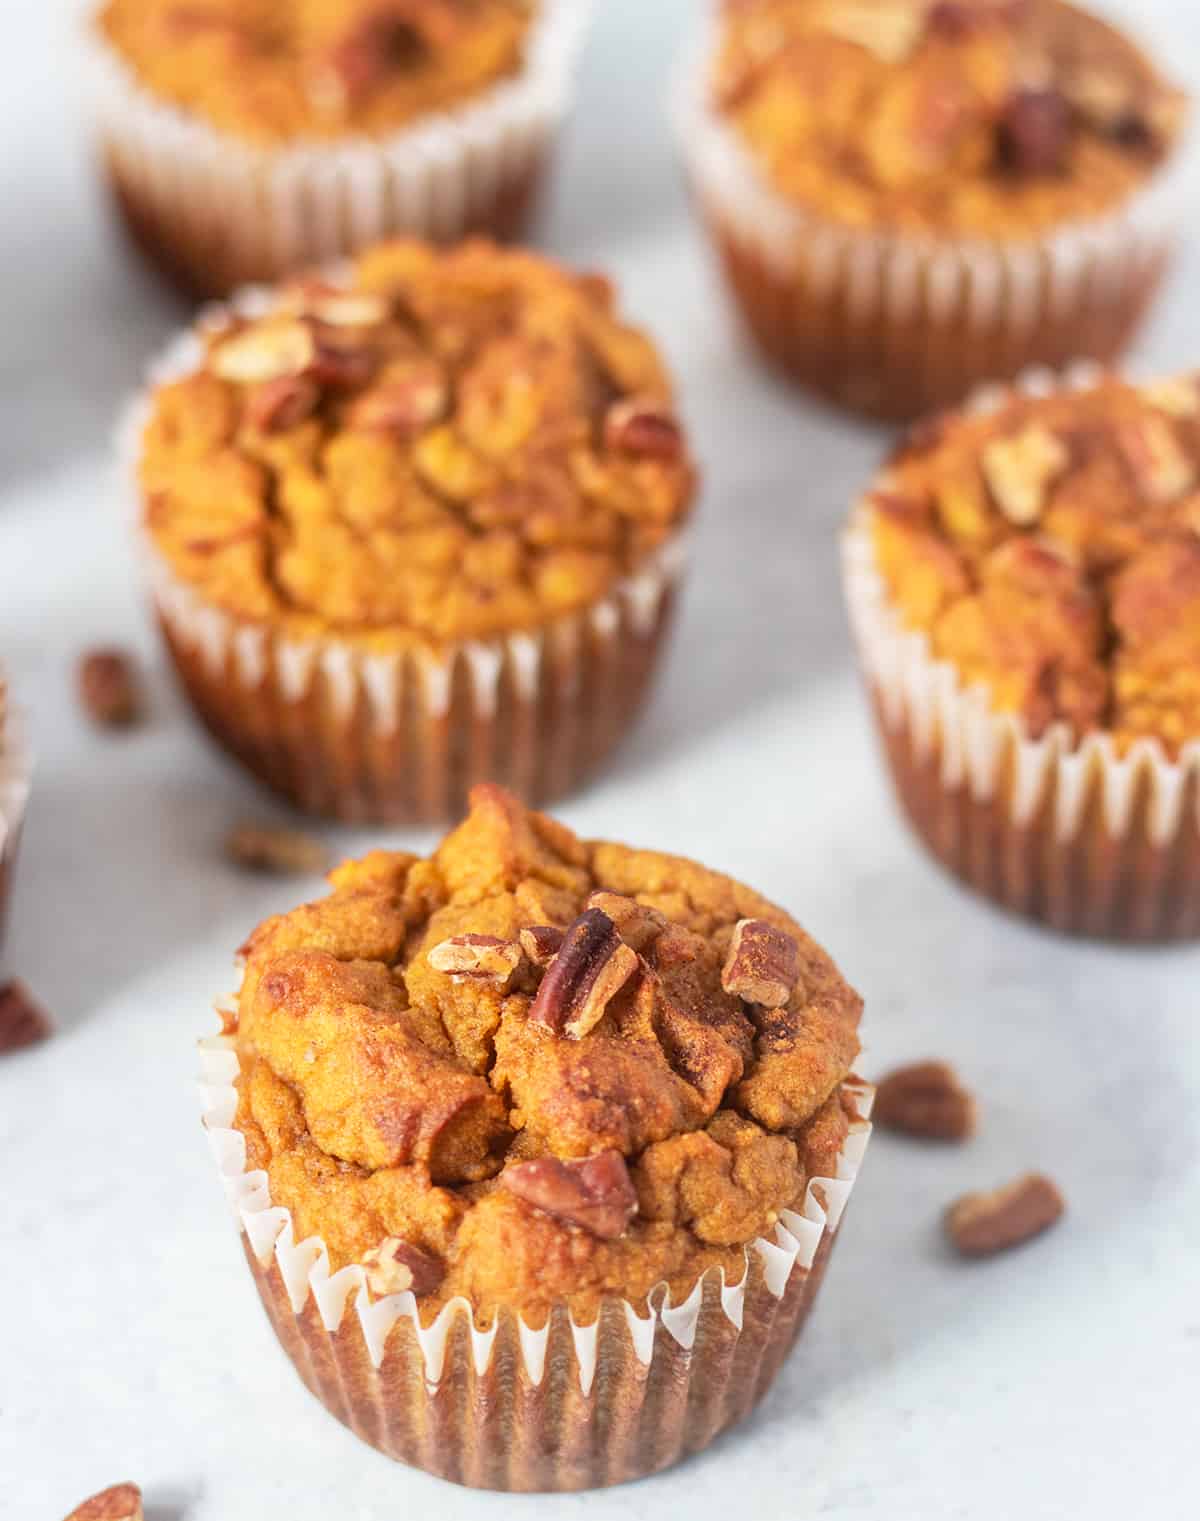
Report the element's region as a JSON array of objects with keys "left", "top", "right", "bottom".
[
  {"left": 1115, "top": 416, "right": 1196, "bottom": 503},
  {"left": 528, "top": 907, "right": 639, "bottom": 1038},
  {"left": 945, "top": 1173, "right": 1065, "bottom": 1257},
  {"left": 502, "top": 1150, "right": 638, "bottom": 1240},
  {"left": 362, "top": 1237, "right": 446, "bottom": 1298},
  {"left": 63, "top": 1482, "right": 143, "bottom": 1521},
  {"left": 78, "top": 648, "right": 142, "bottom": 728},
  {"left": 997, "top": 89, "right": 1070, "bottom": 176},
  {"left": 0, "top": 980, "right": 53, "bottom": 1055},
  {"left": 604, "top": 397, "right": 685, "bottom": 461},
  {"left": 246, "top": 373, "right": 321, "bottom": 433},
  {"left": 428, "top": 933, "right": 523, "bottom": 989},
  {"left": 586, "top": 890, "right": 669, "bottom": 952},
  {"left": 518, "top": 924, "right": 565, "bottom": 967},
  {"left": 981, "top": 424, "right": 1069, "bottom": 526},
  {"left": 225, "top": 822, "right": 329, "bottom": 876},
  {"left": 721, "top": 918, "right": 801, "bottom": 1008},
  {"left": 875, "top": 1060, "right": 976, "bottom": 1141}
]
